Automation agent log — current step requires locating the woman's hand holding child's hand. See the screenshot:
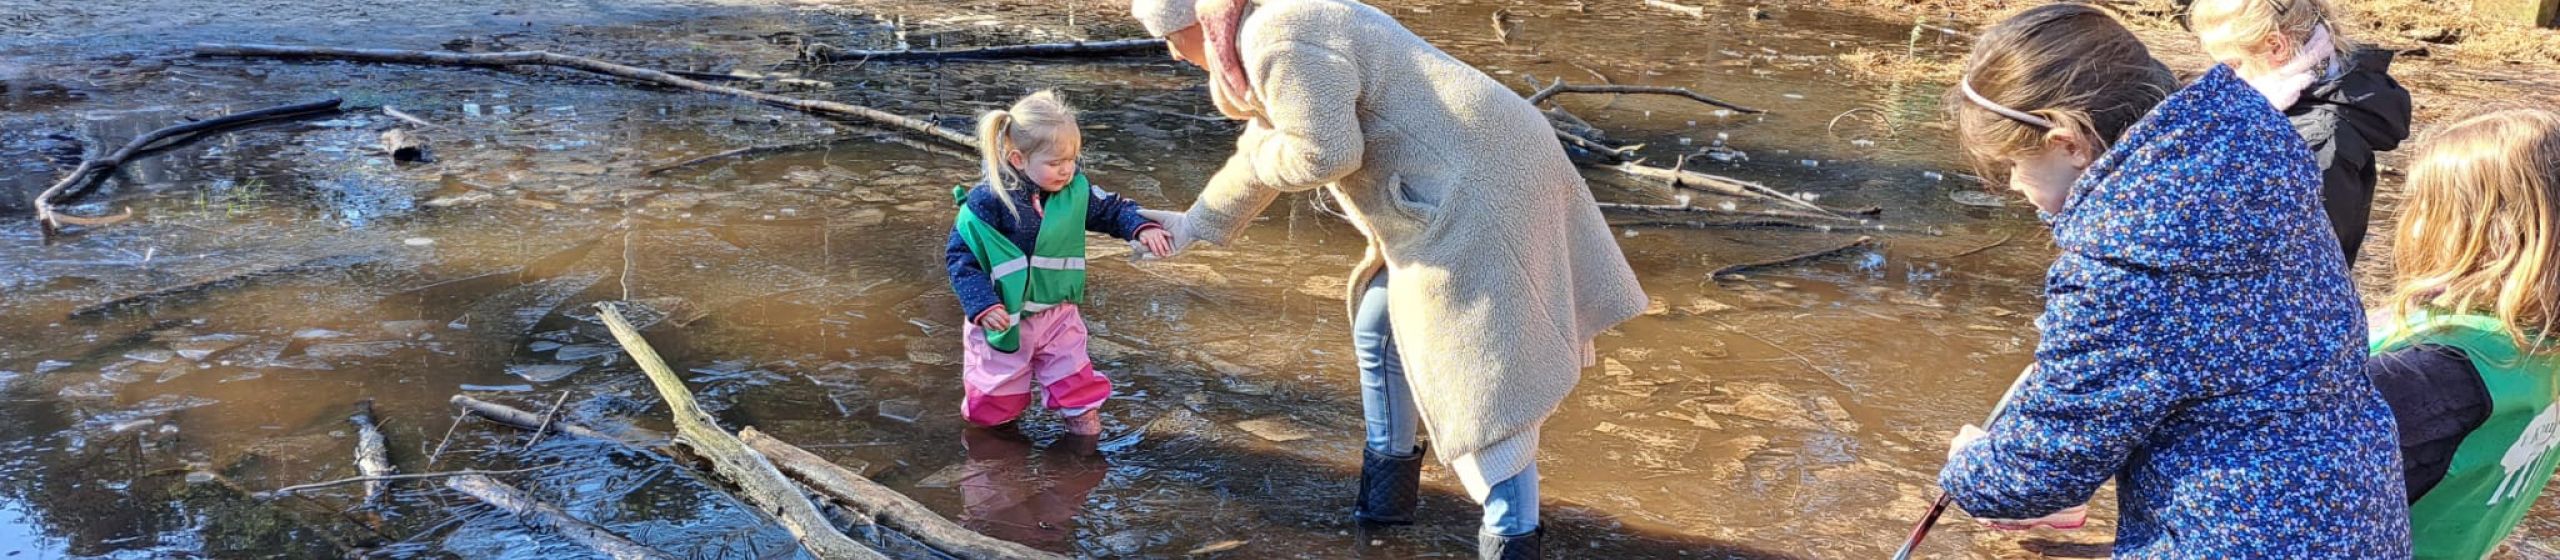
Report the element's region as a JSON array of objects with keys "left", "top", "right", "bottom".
[
  {"left": 974, "top": 308, "right": 1014, "bottom": 333},
  {"left": 1139, "top": 227, "right": 1174, "bottom": 257}
]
